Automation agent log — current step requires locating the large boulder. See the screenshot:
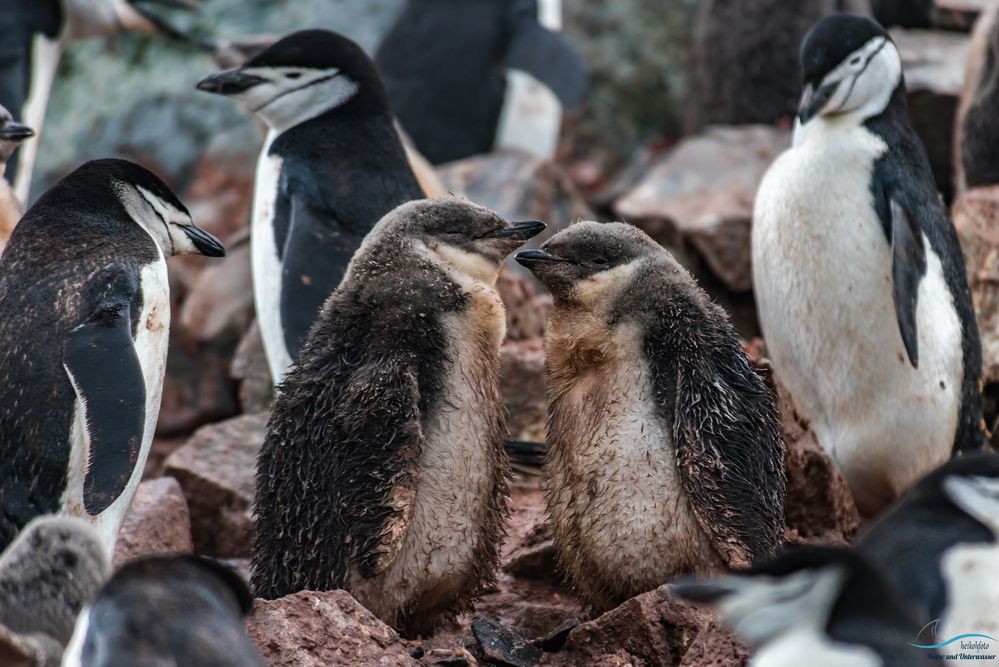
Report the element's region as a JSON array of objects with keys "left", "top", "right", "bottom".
[
  {"left": 231, "top": 322, "right": 275, "bottom": 414},
  {"left": 112, "top": 477, "right": 194, "bottom": 569},
  {"left": 953, "top": 187, "right": 999, "bottom": 385}
]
